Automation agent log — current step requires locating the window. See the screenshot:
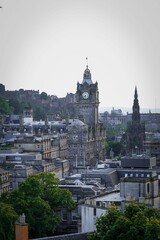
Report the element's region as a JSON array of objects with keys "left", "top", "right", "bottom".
[
  {"left": 62, "top": 211, "right": 67, "bottom": 221},
  {"left": 147, "top": 183, "right": 150, "bottom": 194},
  {"left": 72, "top": 196, "right": 77, "bottom": 201},
  {"left": 72, "top": 215, "right": 77, "bottom": 221},
  {"left": 72, "top": 210, "right": 77, "bottom": 221},
  {"left": 96, "top": 201, "right": 100, "bottom": 206},
  {"left": 139, "top": 184, "right": 141, "bottom": 197},
  {"left": 93, "top": 208, "right": 96, "bottom": 216}
]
